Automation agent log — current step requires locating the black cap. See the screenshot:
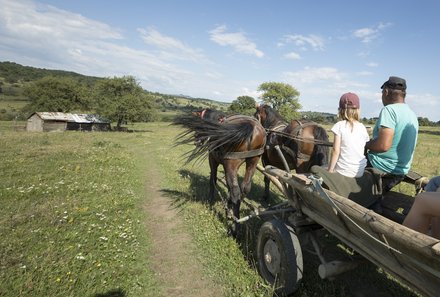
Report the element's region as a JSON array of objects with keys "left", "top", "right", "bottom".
[{"left": 381, "top": 76, "right": 407, "bottom": 91}]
